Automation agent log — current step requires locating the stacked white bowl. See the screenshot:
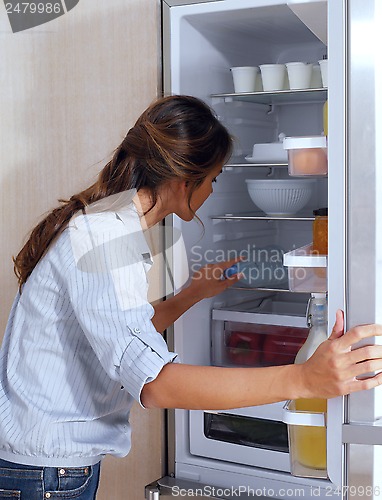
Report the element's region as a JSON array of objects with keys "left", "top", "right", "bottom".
[{"left": 245, "top": 179, "right": 315, "bottom": 216}]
